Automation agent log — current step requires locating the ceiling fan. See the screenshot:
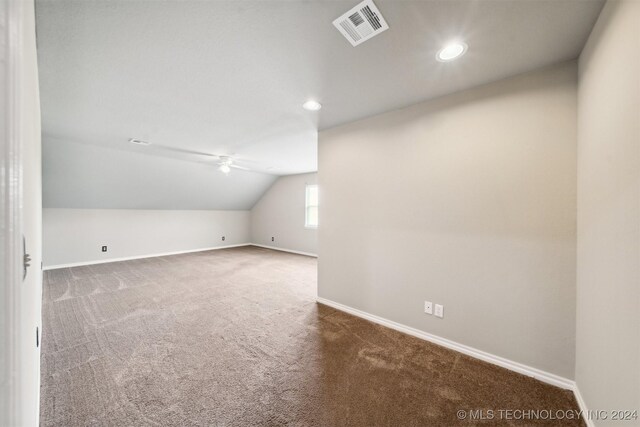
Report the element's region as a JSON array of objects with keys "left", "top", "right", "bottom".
[
  {"left": 128, "top": 139, "right": 256, "bottom": 174},
  {"left": 216, "top": 155, "right": 250, "bottom": 174}
]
